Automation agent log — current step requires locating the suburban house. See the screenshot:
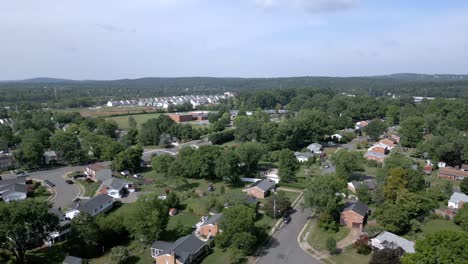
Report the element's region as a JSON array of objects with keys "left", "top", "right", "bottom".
[
  {"left": 258, "top": 168, "right": 280, "bottom": 183},
  {"left": 331, "top": 133, "right": 343, "bottom": 141},
  {"left": 0, "top": 154, "right": 14, "bottom": 170},
  {"left": 246, "top": 179, "right": 276, "bottom": 199},
  {"left": 294, "top": 152, "right": 314, "bottom": 163},
  {"left": 196, "top": 213, "right": 223, "bottom": 238},
  {"left": 438, "top": 167, "right": 468, "bottom": 181},
  {"left": 364, "top": 151, "right": 386, "bottom": 163},
  {"left": 0, "top": 177, "right": 28, "bottom": 202},
  {"left": 438, "top": 161, "right": 447, "bottom": 168},
  {"left": 85, "top": 163, "right": 112, "bottom": 182},
  {"left": 422, "top": 165, "right": 433, "bottom": 175},
  {"left": 347, "top": 179, "right": 377, "bottom": 193},
  {"left": 151, "top": 234, "right": 208, "bottom": 264},
  {"left": 65, "top": 194, "right": 113, "bottom": 220},
  {"left": 46, "top": 208, "right": 71, "bottom": 246},
  {"left": 390, "top": 134, "right": 401, "bottom": 144},
  {"left": 63, "top": 256, "right": 82, "bottom": 264},
  {"left": 307, "top": 143, "right": 323, "bottom": 154},
  {"left": 371, "top": 231, "right": 415, "bottom": 253},
  {"left": 378, "top": 139, "right": 396, "bottom": 150},
  {"left": 43, "top": 150, "right": 58, "bottom": 165},
  {"left": 340, "top": 201, "right": 369, "bottom": 231},
  {"left": 98, "top": 177, "right": 135, "bottom": 199},
  {"left": 368, "top": 144, "right": 388, "bottom": 154},
  {"left": 448, "top": 192, "right": 468, "bottom": 209},
  {"left": 461, "top": 164, "right": 468, "bottom": 171},
  {"left": 355, "top": 121, "right": 369, "bottom": 130}
]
